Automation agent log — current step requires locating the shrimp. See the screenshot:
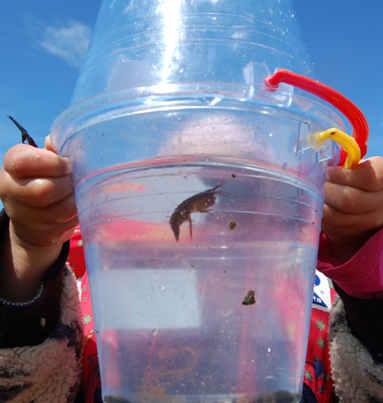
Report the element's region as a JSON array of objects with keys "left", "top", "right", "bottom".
[{"left": 169, "top": 184, "right": 221, "bottom": 241}]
